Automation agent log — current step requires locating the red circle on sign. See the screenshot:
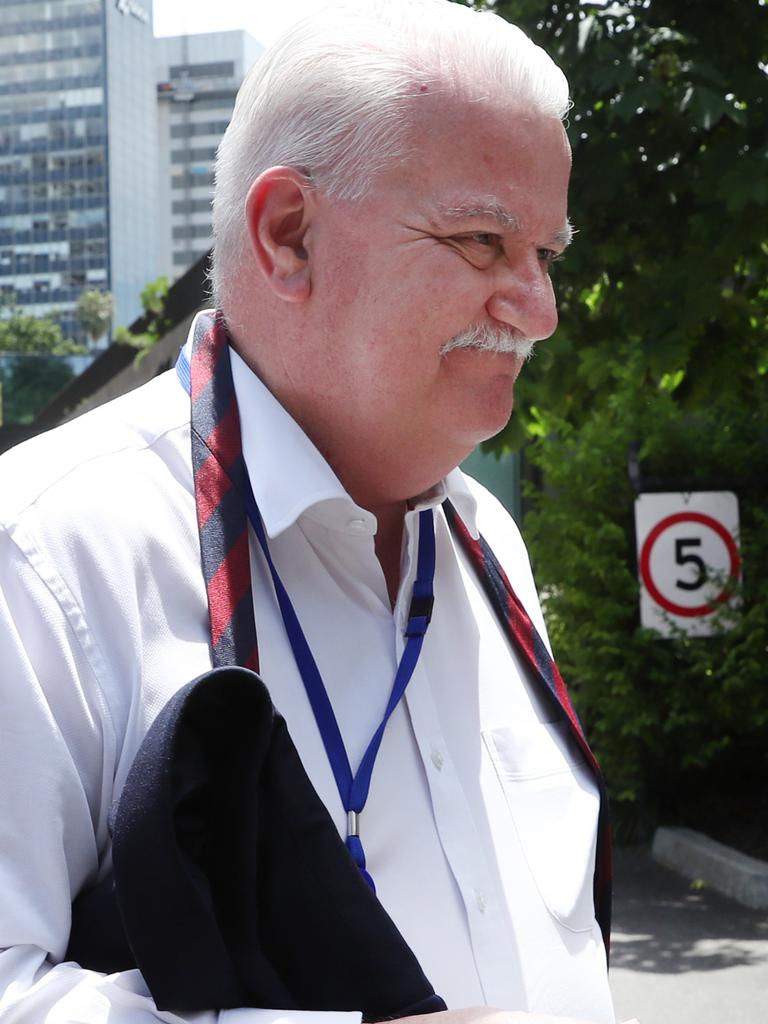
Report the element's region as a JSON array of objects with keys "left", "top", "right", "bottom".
[{"left": 639, "top": 511, "right": 741, "bottom": 617}]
